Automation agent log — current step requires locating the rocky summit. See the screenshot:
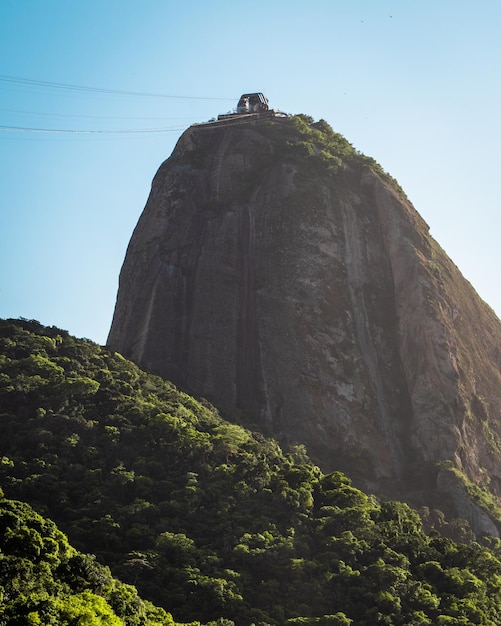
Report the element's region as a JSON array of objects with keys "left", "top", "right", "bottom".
[{"left": 108, "top": 114, "right": 501, "bottom": 534}]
